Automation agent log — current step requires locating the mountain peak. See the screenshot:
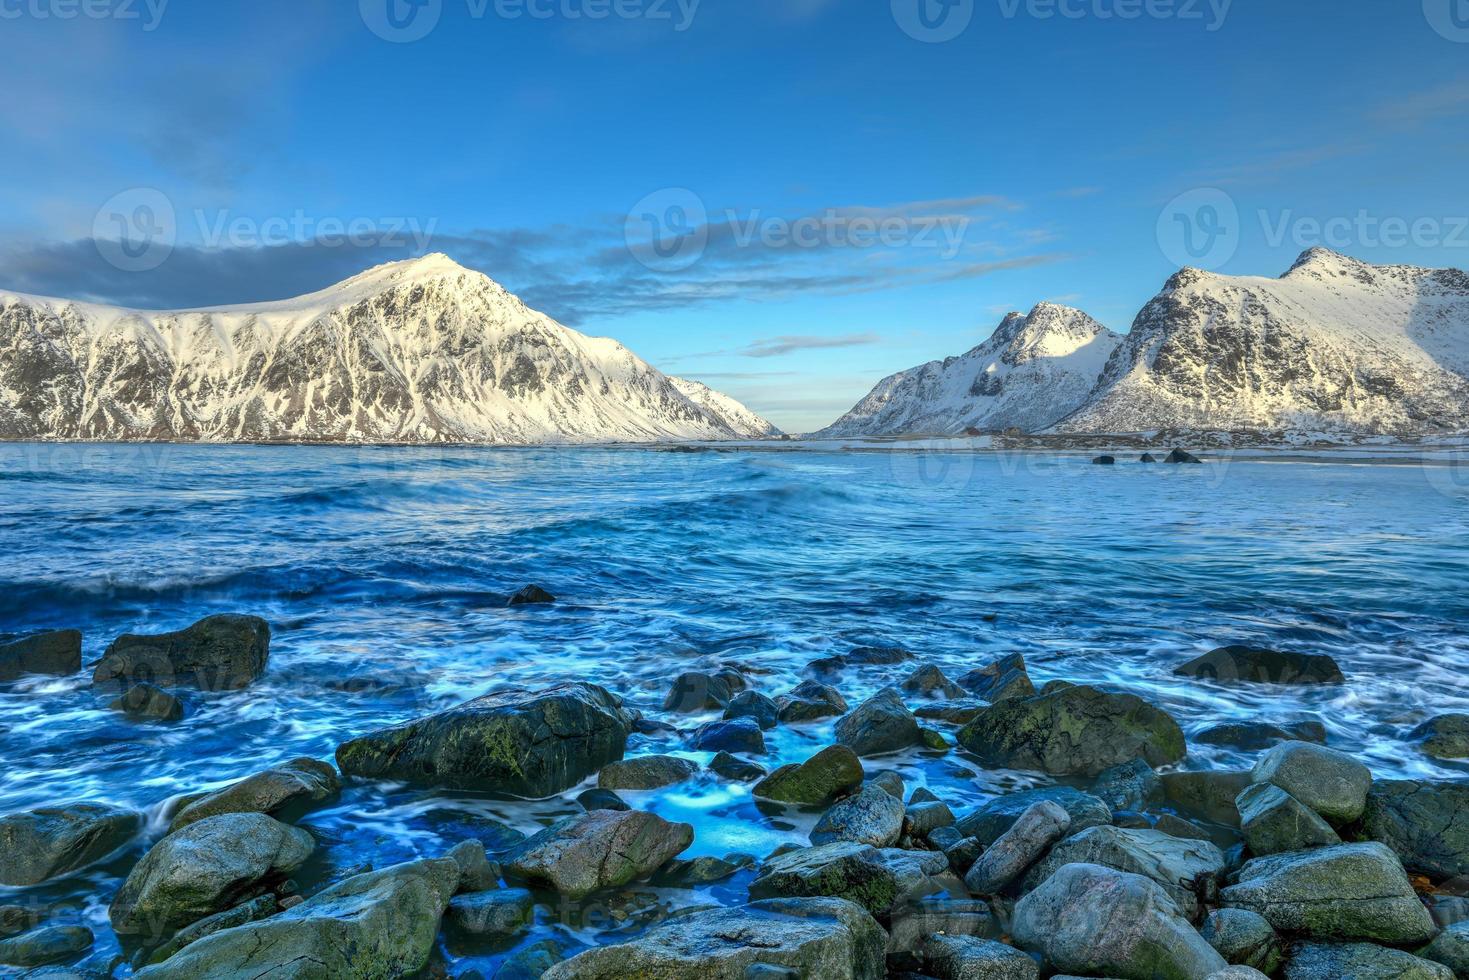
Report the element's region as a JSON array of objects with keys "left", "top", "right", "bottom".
[
  {"left": 332, "top": 252, "right": 487, "bottom": 294},
  {"left": 1284, "top": 247, "right": 1373, "bottom": 279}
]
